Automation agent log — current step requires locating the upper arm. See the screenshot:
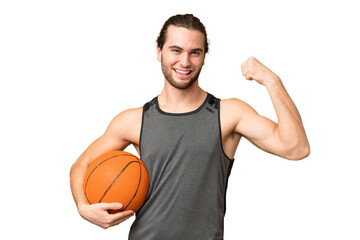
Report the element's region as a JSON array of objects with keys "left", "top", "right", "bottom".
[
  {"left": 223, "top": 98, "right": 285, "bottom": 157},
  {"left": 103, "top": 107, "right": 142, "bottom": 149},
  {"left": 76, "top": 107, "right": 142, "bottom": 166}
]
